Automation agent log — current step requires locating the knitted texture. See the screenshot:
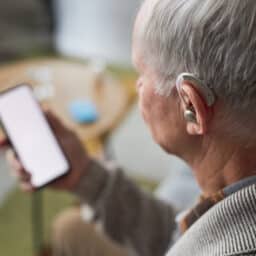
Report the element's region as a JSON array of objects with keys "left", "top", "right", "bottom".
[{"left": 167, "top": 184, "right": 256, "bottom": 256}]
